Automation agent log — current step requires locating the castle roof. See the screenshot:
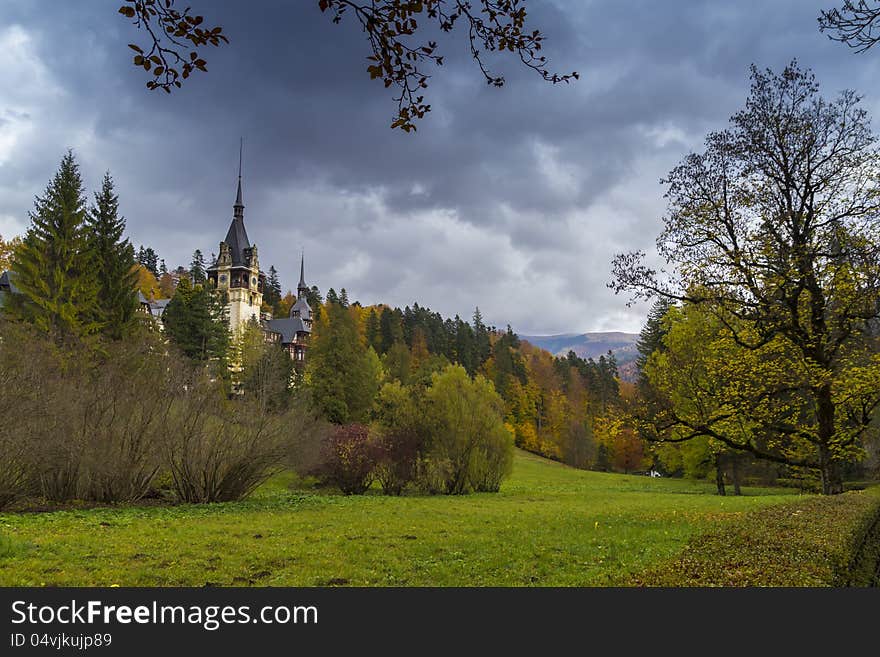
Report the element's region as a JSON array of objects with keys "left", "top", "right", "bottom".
[
  {"left": 290, "top": 294, "right": 311, "bottom": 321},
  {"left": 223, "top": 213, "right": 251, "bottom": 267},
  {"left": 264, "top": 316, "right": 309, "bottom": 344}
]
